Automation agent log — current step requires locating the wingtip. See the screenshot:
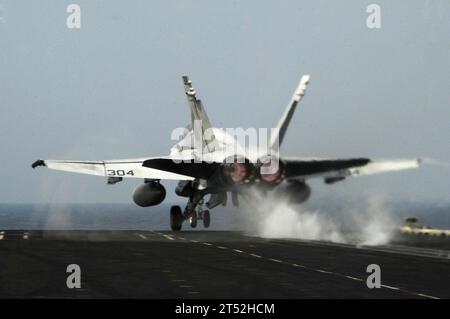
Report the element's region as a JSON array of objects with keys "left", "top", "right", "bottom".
[{"left": 31, "top": 159, "right": 46, "bottom": 169}]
